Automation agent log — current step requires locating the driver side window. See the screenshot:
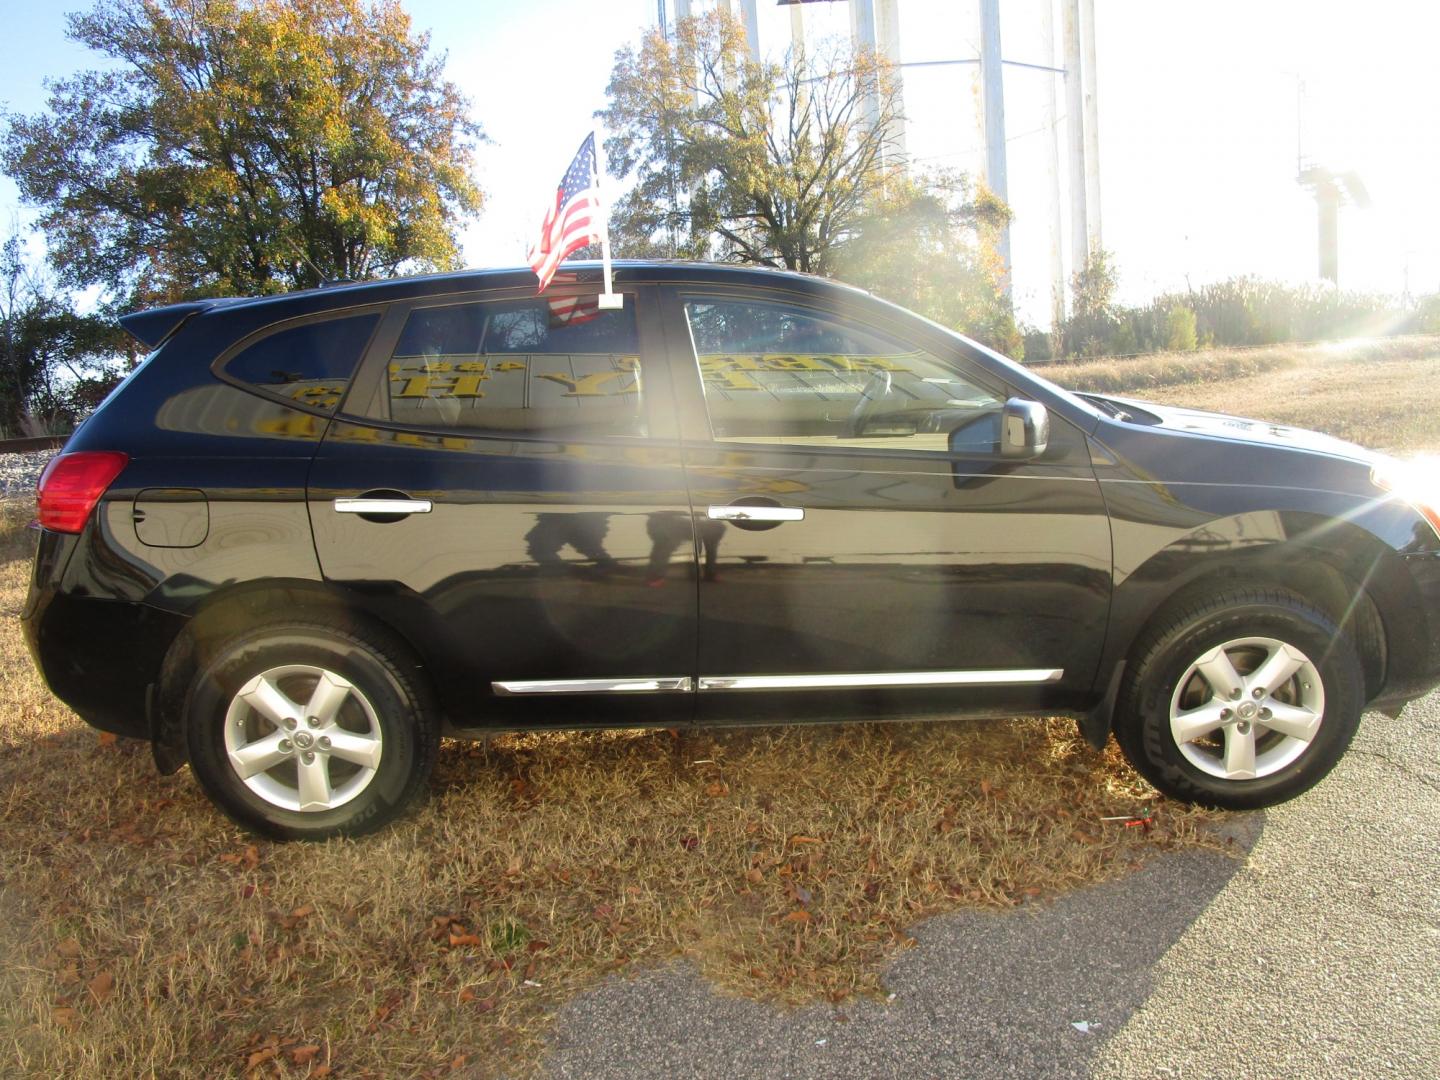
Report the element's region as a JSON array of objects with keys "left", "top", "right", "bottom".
[{"left": 683, "top": 296, "right": 1002, "bottom": 454}]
